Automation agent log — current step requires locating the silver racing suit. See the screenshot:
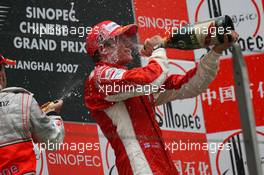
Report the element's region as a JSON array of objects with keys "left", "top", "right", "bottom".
[{"left": 0, "top": 87, "right": 64, "bottom": 174}]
